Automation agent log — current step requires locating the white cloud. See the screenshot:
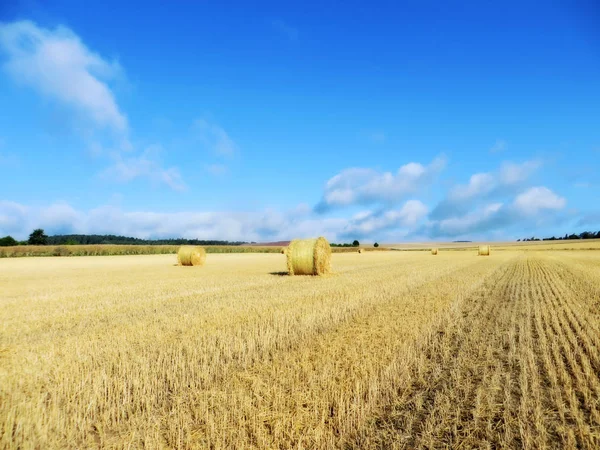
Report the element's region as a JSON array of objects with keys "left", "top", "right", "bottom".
[
  {"left": 498, "top": 160, "right": 541, "bottom": 185},
  {"left": 0, "top": 201, "right": 349, "bottom": 242},
  {"left": 430, "top": 159, "right": 542, "bottom": 220},
  {"left": 0, "top": 184, "right": 570, "bottom": 242},
  {"left": 0, "top": 21, "right": 190, "bottom": 192},
  {"left": 0, "top": 200, "right": 28, "bottom": 235},
  {"left": 101, "top": 145, "right": 186, "bottom": 191},
  {"left": 489, "top": 139, "right": 507, "bottom": 153},
  {"left": 513, "top": 187, "right": 566, "bottom": 214},
  {"left": 369, "top": 132, "right": 386, "bottom": 143},
  {"left": 287, "top": 203, "right": 312, "bottom": 218},
  {"left": 204, "top": 164, "right": 228, "bottom": 176},
  {"left": 194, "top": 119, "right": 238, "bottom": 157},
  {"left": 449, "top": 172, "right": 496, "bottom": 202},
  {"left": 0, "top": 20, "right": 127, "bottom": 132},
  {"left": 426, "top": 186, "right": 566, "bottom": 238},
  {"left": 342, "top": 200, "right": 428, "bottom": 238},
  {"left": 38, "top": 202, "right": 82, "bottom": 233},
  {"left": 271, "top": 19, "right": 299, "bottom": 41},
  {"left": 316, "top": 156, "right": 446, "bottom": 211},
  {"left": 429, "top": 202, "right": 505, "bottom": 237}
]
